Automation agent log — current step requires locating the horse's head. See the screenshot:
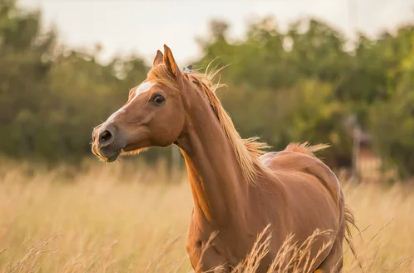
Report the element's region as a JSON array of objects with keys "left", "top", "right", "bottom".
[{"left": 91, "top": 45, "right": 186, "bottom": 162}]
